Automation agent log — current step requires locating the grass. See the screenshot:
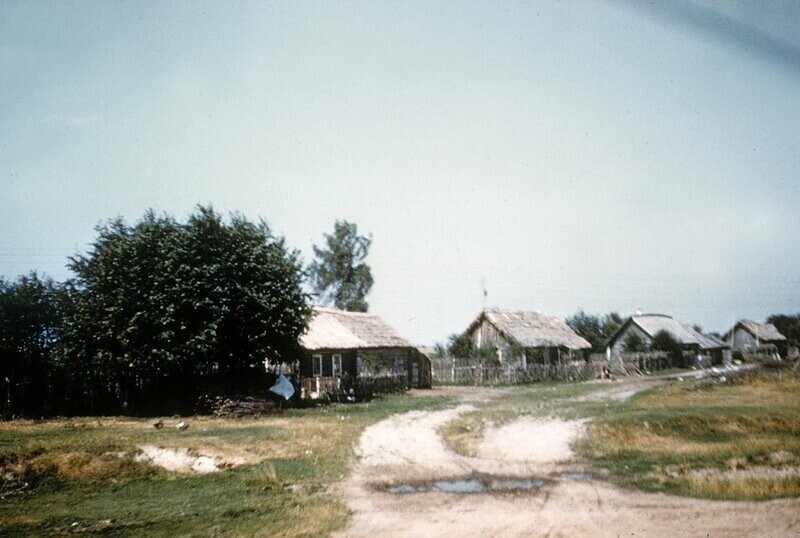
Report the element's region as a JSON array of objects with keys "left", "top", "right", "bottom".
[
  {"left": 0, "top": 393, "right": 453, "bottom": 536},
  {"left": 577, "top": 372, "right": 800, "bottom": 500},
  {"left": 438, "top": 371, "right": 800, "bottom": 501}
]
